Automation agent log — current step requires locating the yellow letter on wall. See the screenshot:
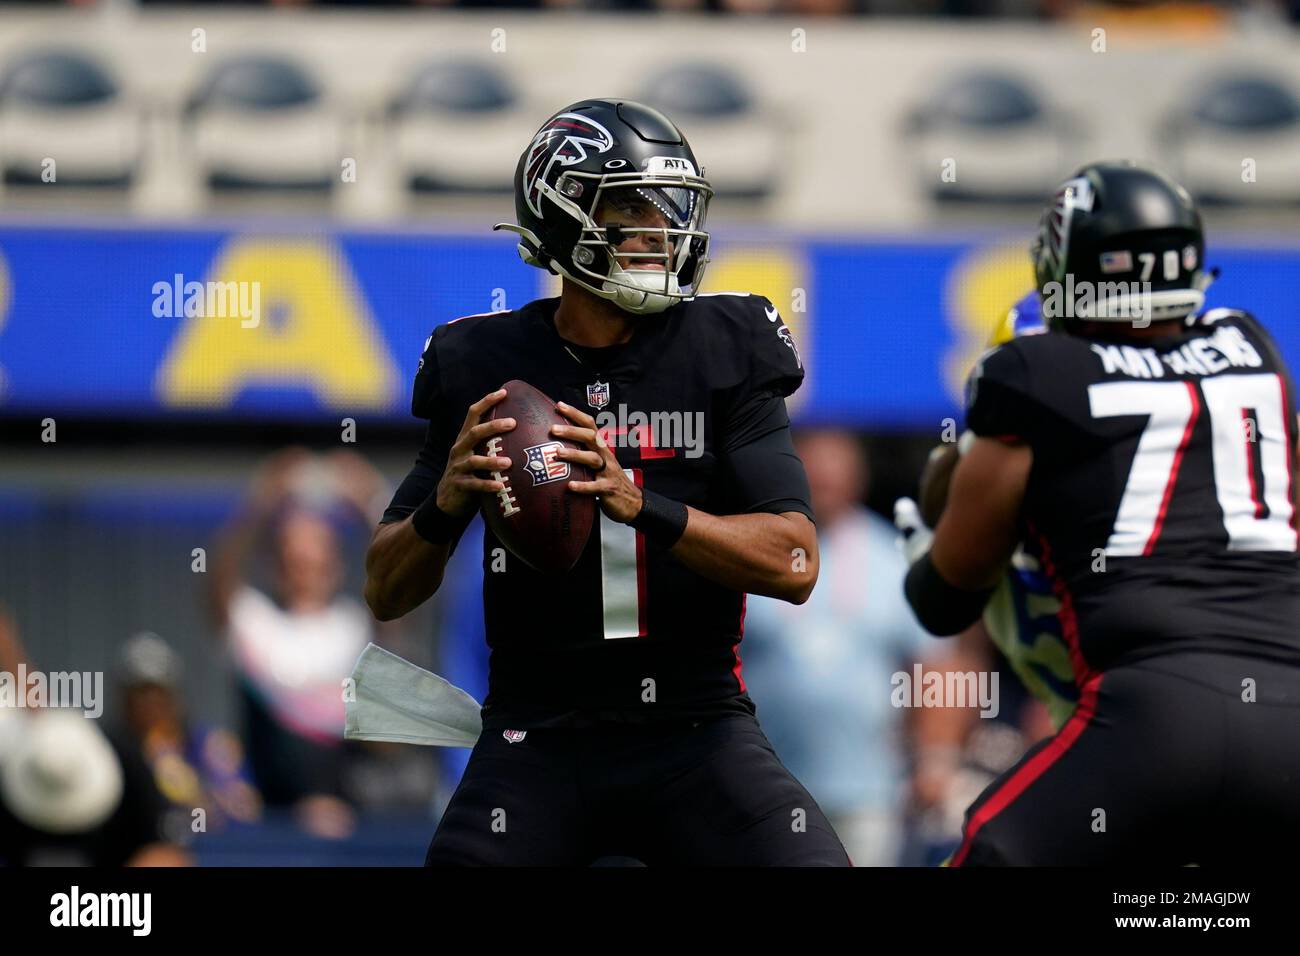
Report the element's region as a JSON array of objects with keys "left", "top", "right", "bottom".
[{"left": 156, "top": 239, "right": 397, "bottom": 411}]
